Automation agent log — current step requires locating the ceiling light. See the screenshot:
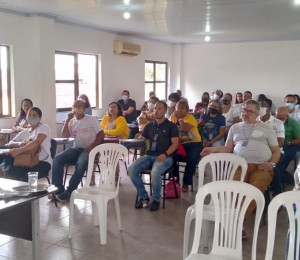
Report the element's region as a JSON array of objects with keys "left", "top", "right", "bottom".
[
  {"left": 123, "top": 11, "right": 131, "bottom": 19},
  {"left": 204, "top": 35, "right": 211, "bottom": 42},
  {"left": 205, "top": 23, "right": 210, "bottom": 33},
  {"left": 294, "top": 0, "right": 300, "bottom": 5},
  {"left": 124, "top": 0, "right": 130, "bottom": 5}
]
